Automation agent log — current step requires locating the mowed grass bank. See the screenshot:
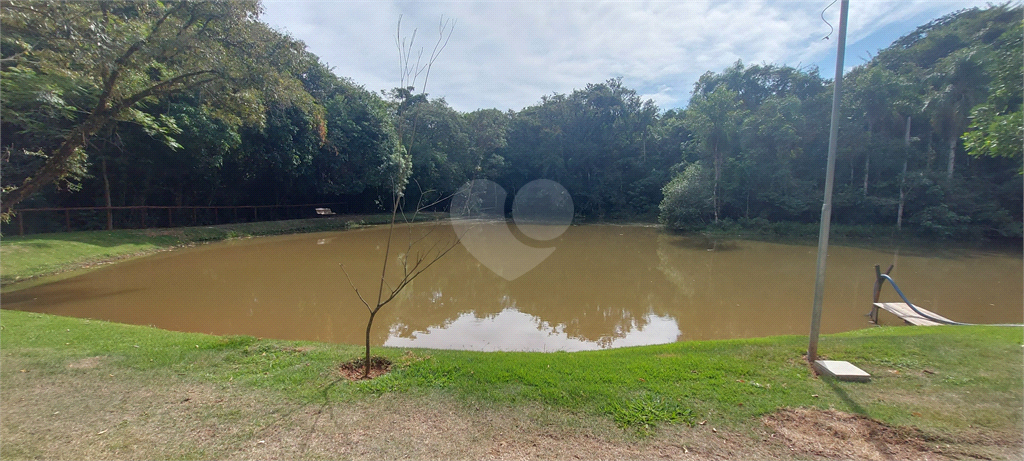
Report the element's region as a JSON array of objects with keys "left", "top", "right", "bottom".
[
  {"left": 2, "top": 309, "right": 1021, "bottom": 459},
  {"left": 0, "top": 213, "right": 439, "bottom": 286}
]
